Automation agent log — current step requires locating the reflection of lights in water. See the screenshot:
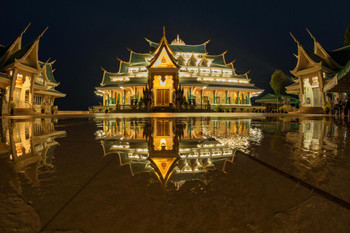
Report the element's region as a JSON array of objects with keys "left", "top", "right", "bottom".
[{"left": 214, "top": 127, "right": 263, "bottom": 154}]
